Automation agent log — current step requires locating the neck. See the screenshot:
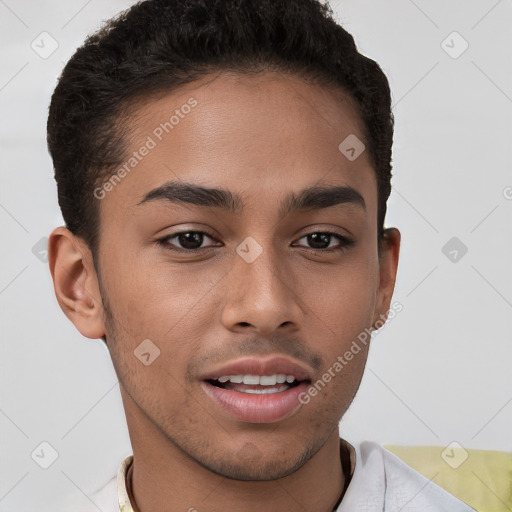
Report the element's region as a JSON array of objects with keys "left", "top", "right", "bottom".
[{"left": 123, "top": 400, "right": 347, "bottom": 512}]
